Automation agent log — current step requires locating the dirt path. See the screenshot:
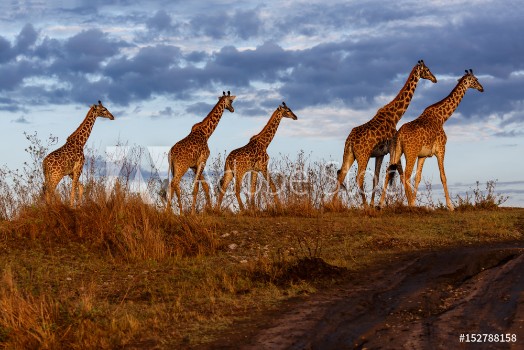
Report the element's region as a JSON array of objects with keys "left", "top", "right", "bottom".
[{"left": 206, "top": 241, "right": 524, "bottom": 349}]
